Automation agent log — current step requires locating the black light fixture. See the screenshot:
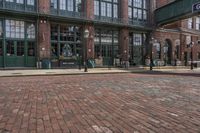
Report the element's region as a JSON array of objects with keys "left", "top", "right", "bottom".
[
  {"left": 187, "top": 41, "right": 194, "bottom": 70},
  {"left": 84, "top": 28, "right": 89, "bottom": 72},
  {"left": 150, "top": 37, "right": 155, "bottom": 71}
]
